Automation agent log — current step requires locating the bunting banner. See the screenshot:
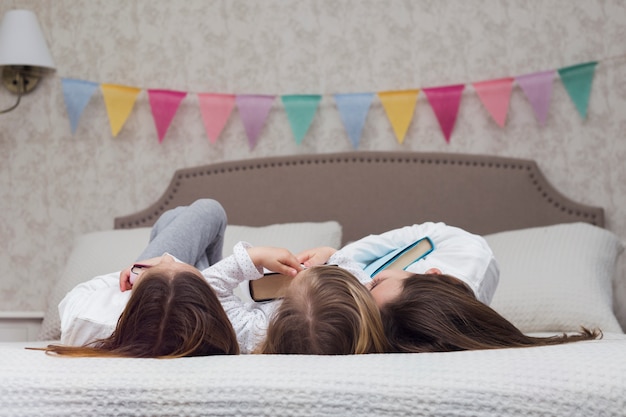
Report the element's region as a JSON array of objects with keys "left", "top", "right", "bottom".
[
  {"left": 515, "top": 70, "right": 555, "bottom": 126},
  {"left": 334, "top": 93, "right": 375, "bottom": 148},
  {"left": 557, "top": 61, "right": 597, "bottom": 119},
  {"left": 378, "top": 89, "right": 419, "bottom": 144},
  {"left": 236, "top": 94, "right": 275, "bottom": 150},
  {"left": 147, "top": 89, "right": 187, "bottom": 143},
  {"left": 61, "top": 78, "right": 99, "bottom": 134},
  {"left": 281, "top": 94, "right": 322, "bottom": 145},
  {"left": 472, "top": 77, "right": 514, "bottom": 128},
  {"left": 422, "top": 84, "right": 465, "bottom": 143},
  {"left": 58, "top": 56, "right": 621, "bottom": 146},
  {"left": 101, "top": 84, "right": 141, "bottom": 137},
  {"left": 197, "top": 93, "right": 235, "bottom": 144}
]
